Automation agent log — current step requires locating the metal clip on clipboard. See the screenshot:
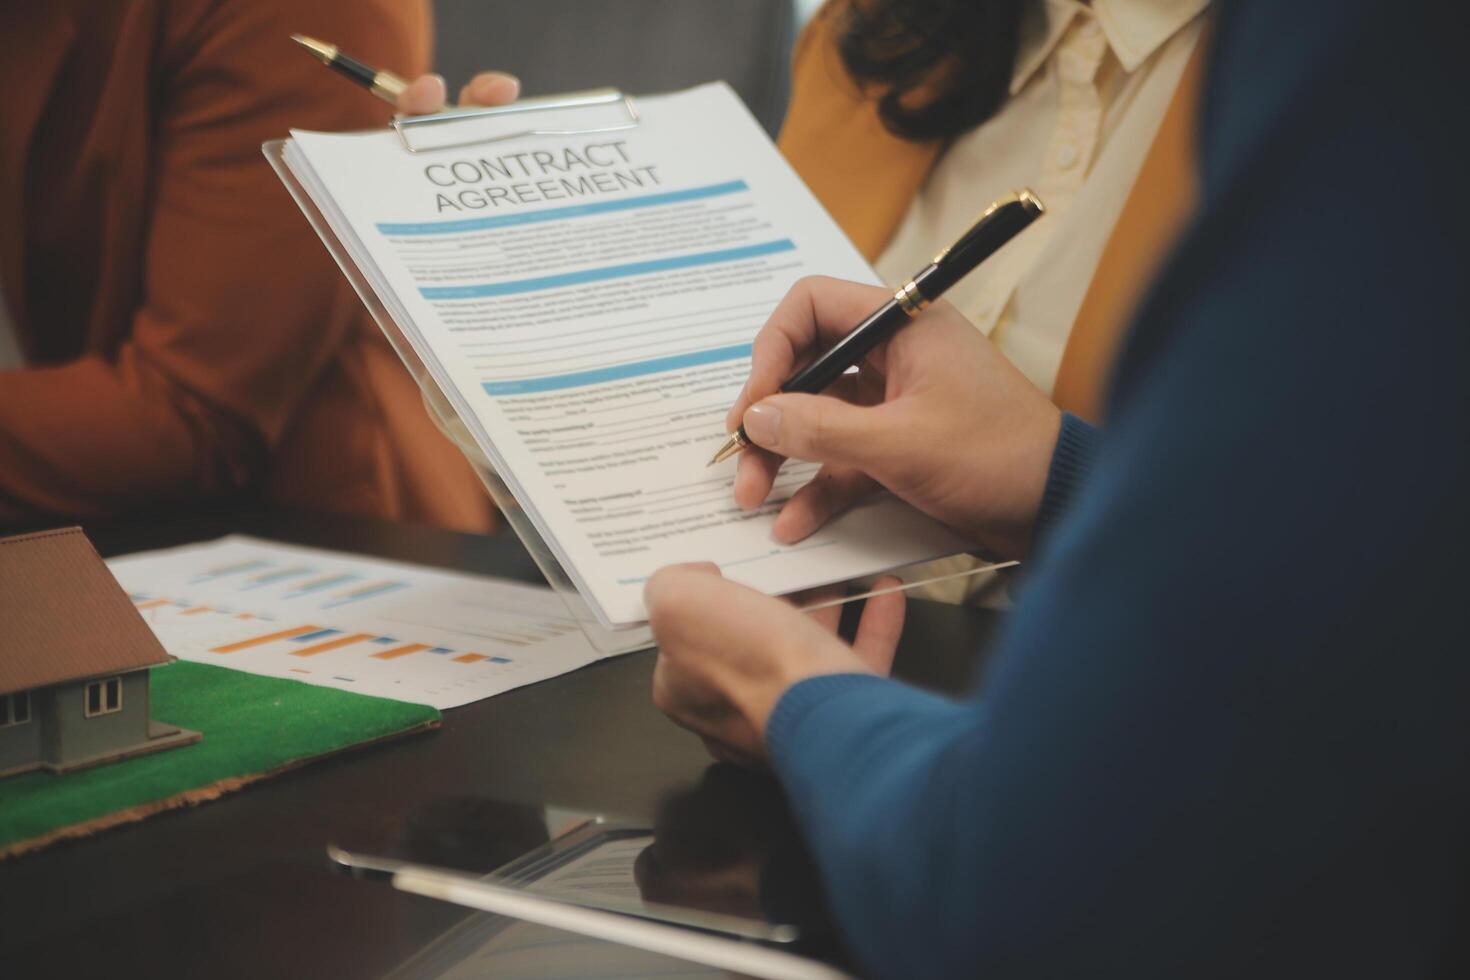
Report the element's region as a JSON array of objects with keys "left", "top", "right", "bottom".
[{"left": 391, "top": 87, "right": 640, "bottom": 154}]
